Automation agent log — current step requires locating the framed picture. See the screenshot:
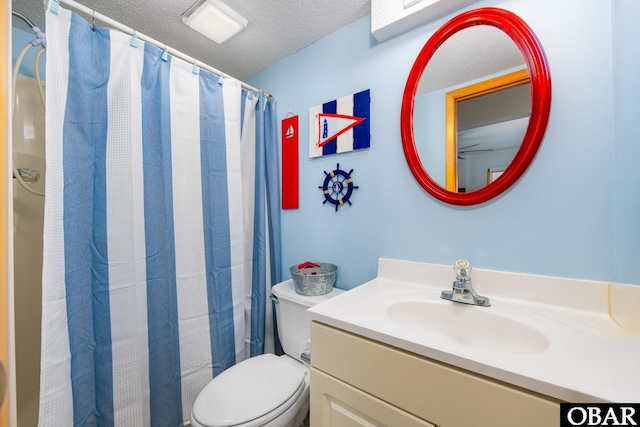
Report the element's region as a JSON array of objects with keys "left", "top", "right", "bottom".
[{"left": 309, "top": 89, "right": 370, "bottom": 158}]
